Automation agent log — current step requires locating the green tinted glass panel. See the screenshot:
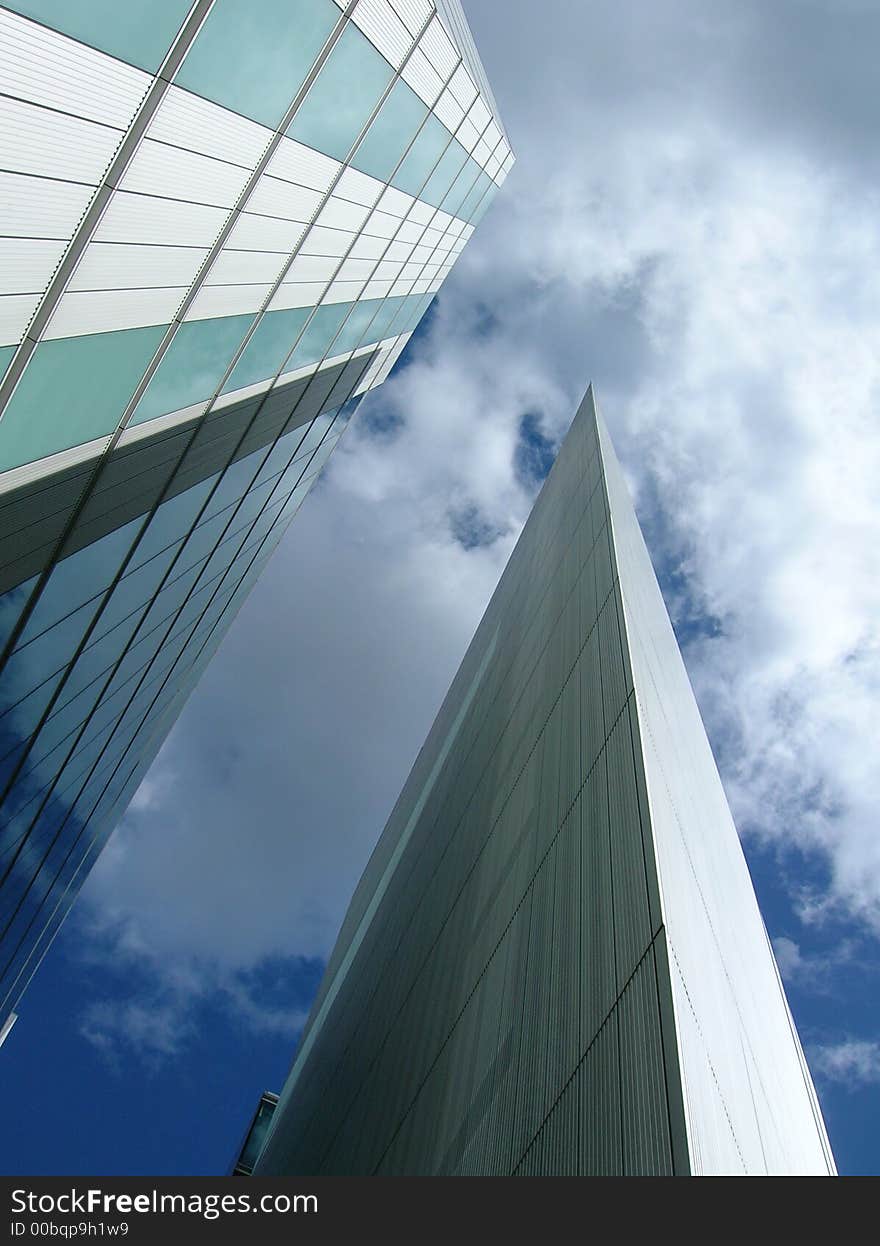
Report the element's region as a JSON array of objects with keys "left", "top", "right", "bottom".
[
  {"left": 0, "top": 325, "right": 165, "bottom": 472},
  {"left": 442, "top": 157, "right": 481, "bottom": 217},
  {"left": 397, "top": 292, "right": 426, "bottom": 333},
  {"left": 334, "top": 298, "right": 383, "bottom": 355},
  {"left": 176, "top": 0, "right": 338, "bottom": 128},
  {"left": 393, "top": 113, "right": 450, "bottom": 199},
  {"left": 0, "top": 346, "right": 14, "bottom": 382},
  {"left": 353, "top": 79, "right": 427, "bottom": 183},
  {"left": 470, "top": 181, "right": 499, "bottom": 226},
  {"left": 421, "top": 138, "right": 468, "bottom": 208},
  {"left": 7, "top": 0, "right": 192, "bottom": 72},
  {"left": 365, "top": 295, "right": 406, "bottom": 342},
  {"left": 223, "top": 307, "right": 310, "bottom": 392},
  {"left": 457, "top": 168, "right": 492, "bottom": 220},
  {"left": 284, "top": 302, "right": 349, "bottom": 371},
  {"left": 288, "top": 23, "right": 394, "bottom": 162},
  {"left": 132, "top": 313, "right": 254, "bottom": 426}
]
